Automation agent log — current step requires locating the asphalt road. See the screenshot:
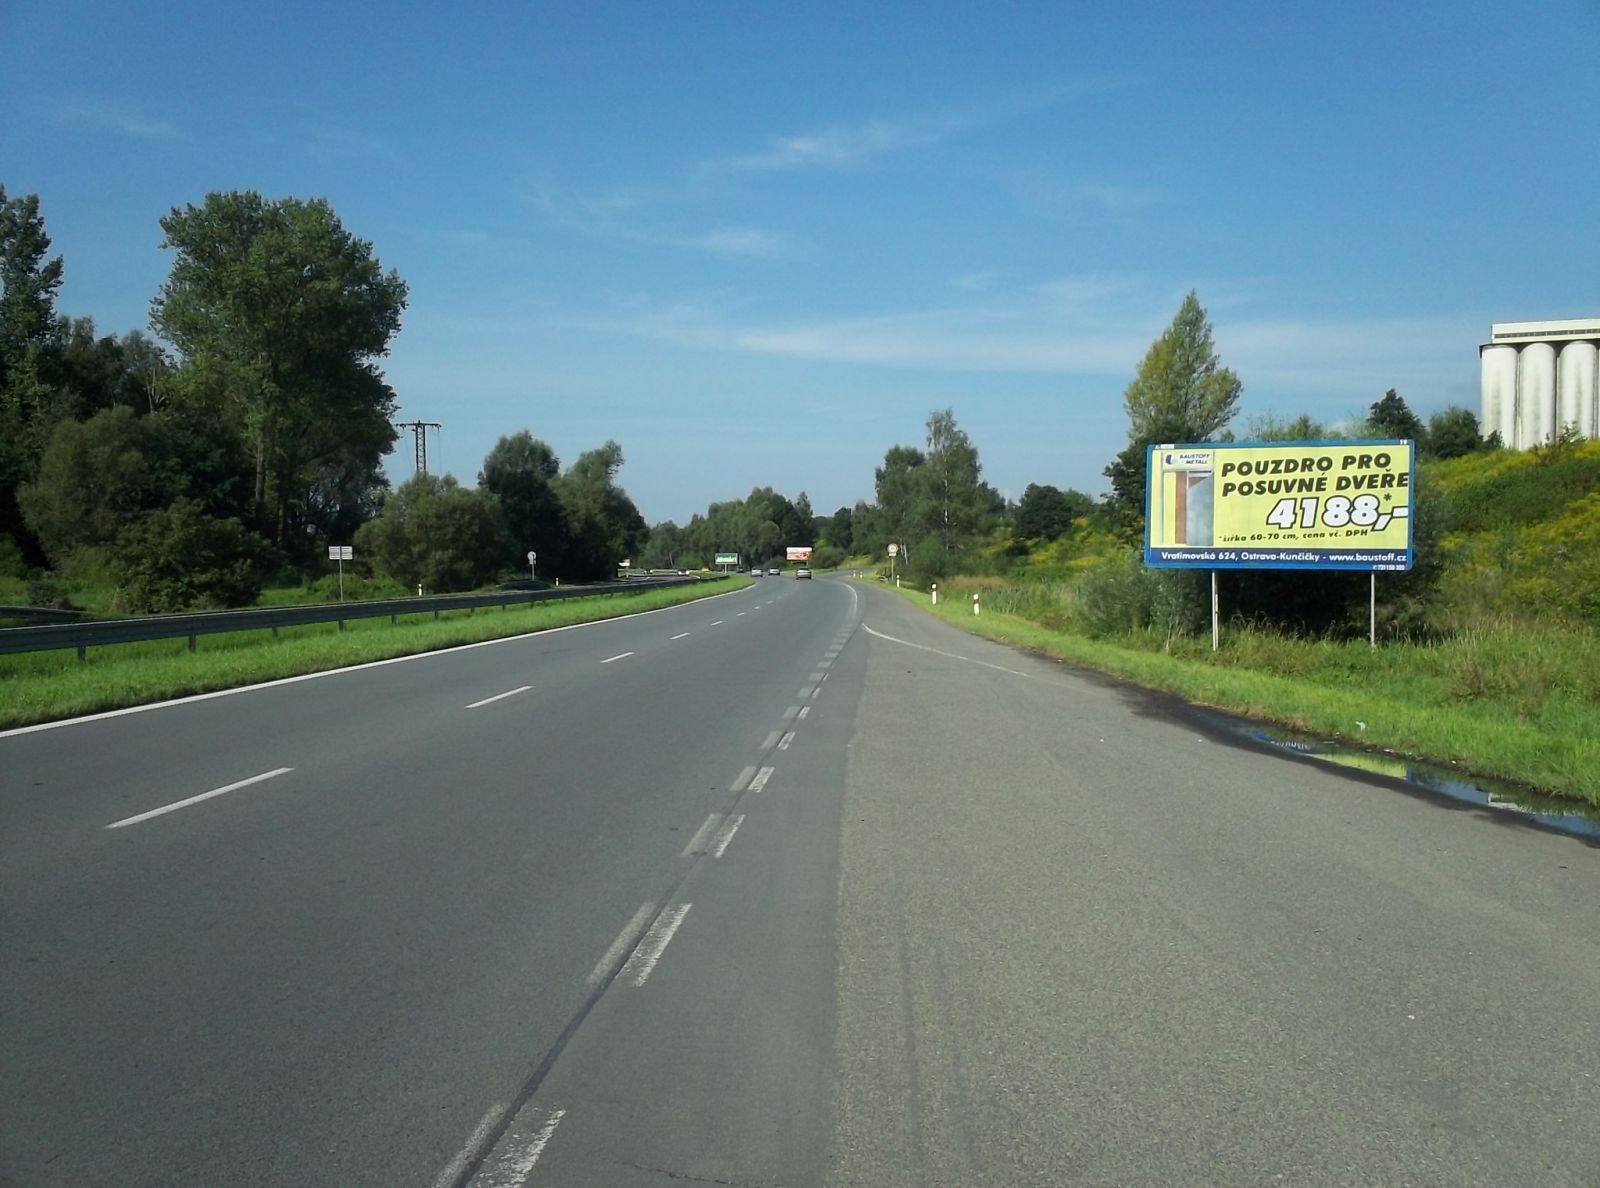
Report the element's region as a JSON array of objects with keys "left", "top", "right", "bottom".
[{"left": 3, "top": 575, "right": 1597, "bottom": 1186}]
